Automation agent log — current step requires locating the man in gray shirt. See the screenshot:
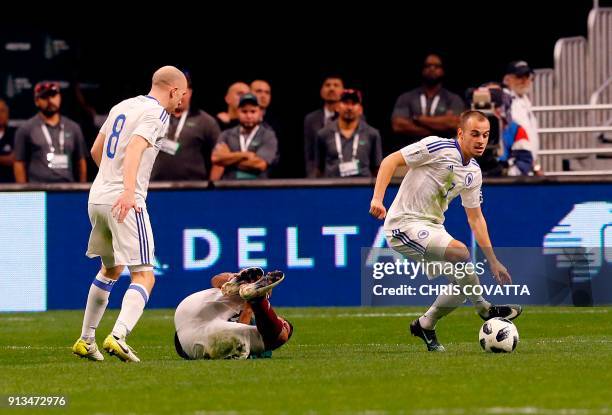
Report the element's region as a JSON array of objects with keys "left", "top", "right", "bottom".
[
  {"left": 304, "top": 76, "right": 344, "bottom": 177},
  {"left": 14, "top": 82, "right": 87, "bottom": 183},
  {"left": 211, "top": 93, "right": 278, "bottom": 180},
  {"left": 315, "top": 89, "right": 382, "bottom": 178},
  {"left": 151, "top": 73, "right": 221, "bottom": 181},
  {"left": 392, "top": 54, "right": 465, "bottom": 149}
]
